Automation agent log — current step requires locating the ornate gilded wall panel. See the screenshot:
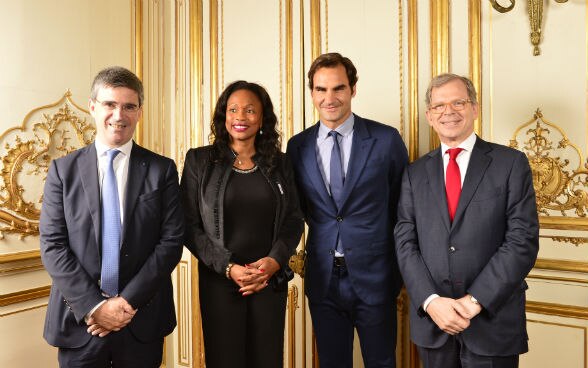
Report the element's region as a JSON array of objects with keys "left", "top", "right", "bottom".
[
  {"left": 0, "top": 92, "right": 94, "bottom": 241},
  {"left": 510, "top": 109, "right": 588, "bottom": 228}
]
